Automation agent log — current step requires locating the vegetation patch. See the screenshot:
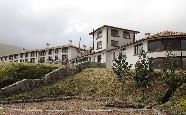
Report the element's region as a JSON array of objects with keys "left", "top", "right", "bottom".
[
  {"left": 3, "top": 68, "right": 167, "bottom": 106},
  {"left": 0, "top": 63, "right": 60, "bottom": 88}
]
